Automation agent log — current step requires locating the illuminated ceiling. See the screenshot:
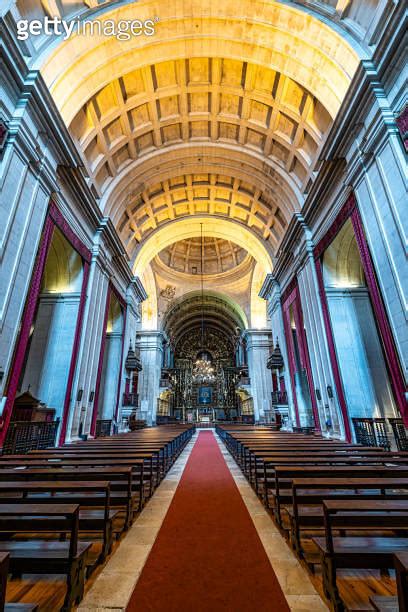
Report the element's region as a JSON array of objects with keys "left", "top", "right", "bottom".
[
  {"left": 115, "top": 170, "right": 292, "bottom": 253},
  {"left": 67, "top": 56, "right": 329, "bottom": 254},
  {"left": 157, "top": 237, "right": 249, "bottom": 276},
  {"left": 69, "top": 57, "right": 330, "bottom": 198},
  {"left": 37, "top": 0, "right": 360, "bottom": 269}
]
